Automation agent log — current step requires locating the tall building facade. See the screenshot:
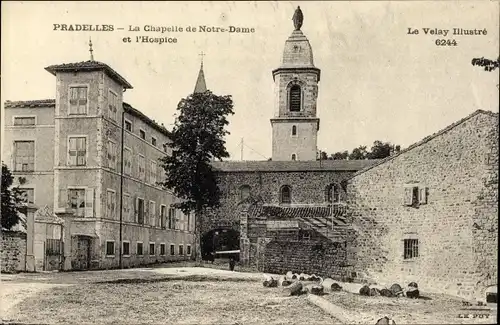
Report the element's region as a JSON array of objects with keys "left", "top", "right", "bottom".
[
  {"left": 271, "top": 6, "right": 321, "bottom": 161},
  {"left": 3, "top": 60, "right": 196, "bottom": 270}
]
